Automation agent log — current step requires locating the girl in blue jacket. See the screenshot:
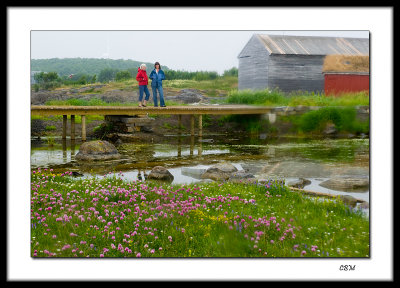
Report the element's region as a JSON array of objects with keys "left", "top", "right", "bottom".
[{"left": 149, "top": 62, "right": 166, "bottom": 107}]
